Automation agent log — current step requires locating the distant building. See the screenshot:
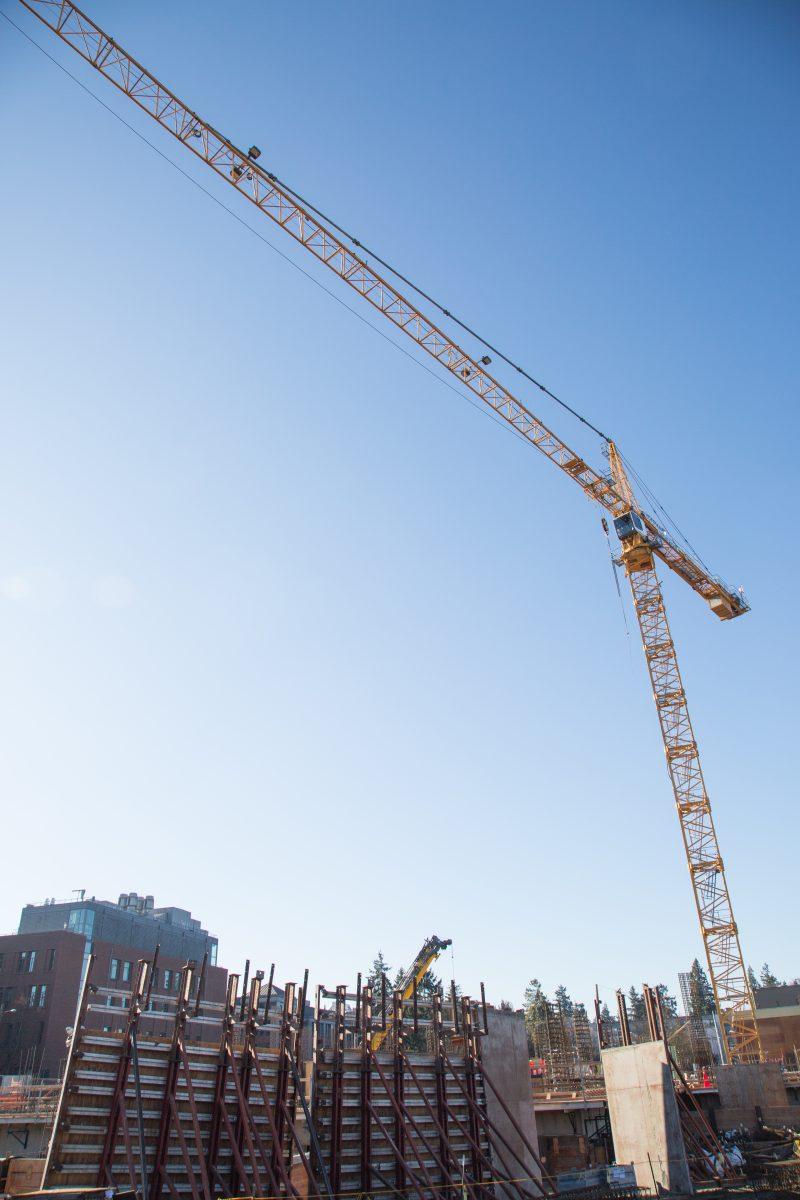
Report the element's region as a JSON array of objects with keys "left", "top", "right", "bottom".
[
  {"left": 0, "top": 891, "right": 225, "bottom": 1079},
  {"left": 18, "top": 891, "right": 218, "bottom": 966},
  {"left": 754, "top": 983, "right": 800, "bottom": 1067}
]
